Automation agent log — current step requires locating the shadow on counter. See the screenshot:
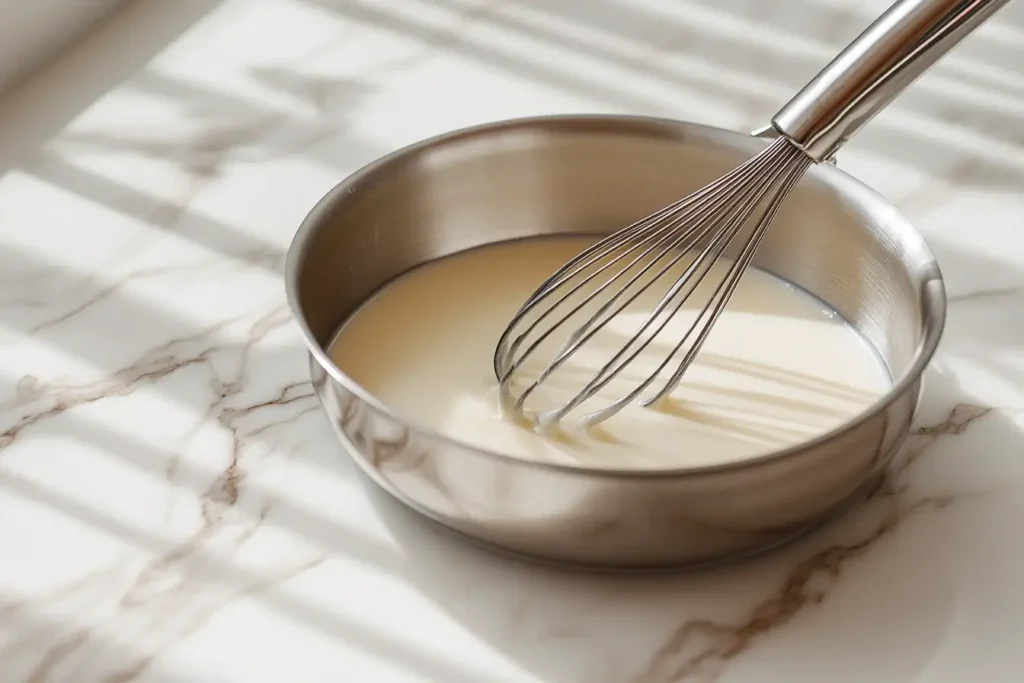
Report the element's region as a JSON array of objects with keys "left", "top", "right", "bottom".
[{"left": 302, "top": 0, "right": 1024, "bottom": 189}]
